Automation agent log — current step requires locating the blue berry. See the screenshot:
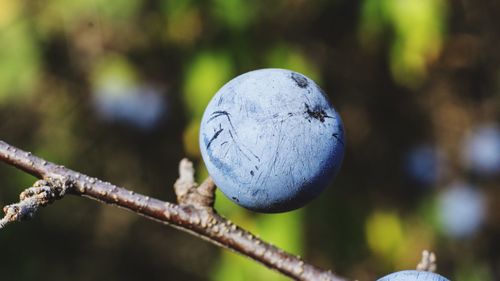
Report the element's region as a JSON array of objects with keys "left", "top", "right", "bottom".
[
  {"left": 199, "top": 69, "right": 344, "bottom": 213},
  {"left": 438, "top": 182, "right": 485, "bottom": 238},
  {"left": 463, "top": 124, "right": 500, "bottom": 176},
  {"left": 377, "top": 270, "right": 450, "bottom": 281},
  {"left": 404, "top": 144, "right": 444, "bottom": 186}
]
